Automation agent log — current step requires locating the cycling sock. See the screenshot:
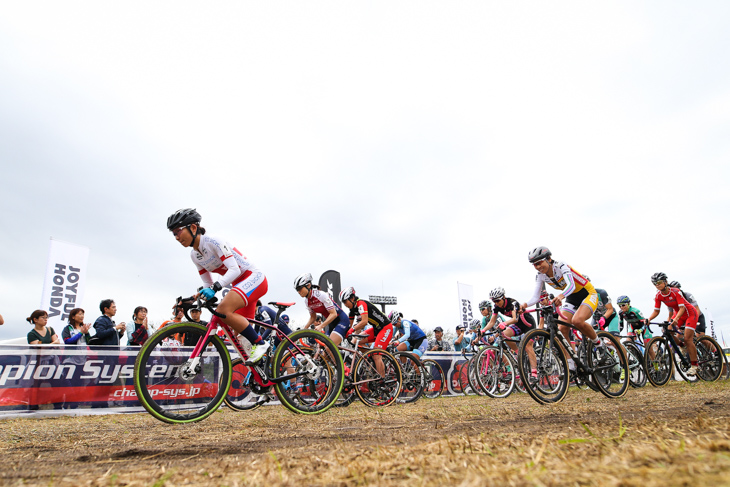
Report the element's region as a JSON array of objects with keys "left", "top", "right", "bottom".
[
  {"left": 593, "top": 337, "right": 603, "bottom": 346},
  {"left": 691, "top": 361, "right": 698, "bottom": 366},
  {"left": 240, "top": 325, "right": 262, "bottom": 344}
]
